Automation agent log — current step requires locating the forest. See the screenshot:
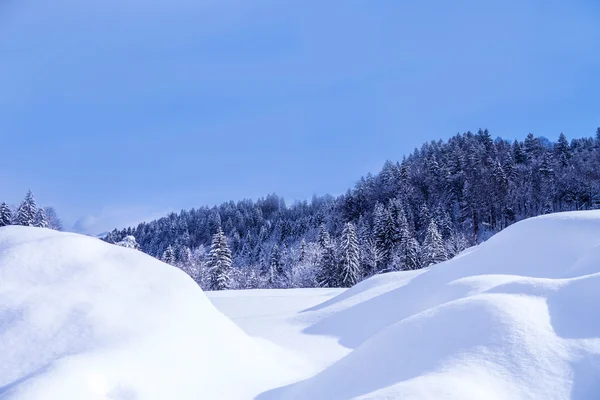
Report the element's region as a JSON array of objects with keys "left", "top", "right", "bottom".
[{"left": 22, "top": 129, "right": 600, "bottom": 290}]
